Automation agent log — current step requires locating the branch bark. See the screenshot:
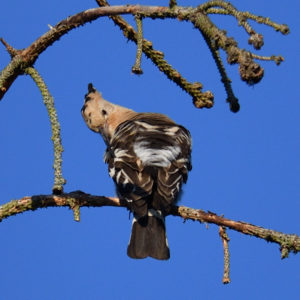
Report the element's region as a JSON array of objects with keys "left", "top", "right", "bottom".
[
  {"left": 25, "top": 67, "right": 65, "bottom": 193},
  {"left": 1, "top": 192, "right": 299, "bottom": 259},
  {"left": 0, "top": 3, "right": 288, "bottom": 109},
  {"left": 0, "top": 5, "right": 193, "bottom": 100}
]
